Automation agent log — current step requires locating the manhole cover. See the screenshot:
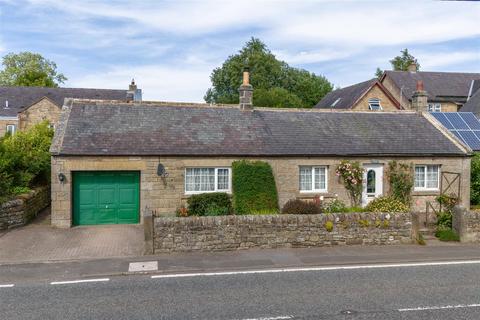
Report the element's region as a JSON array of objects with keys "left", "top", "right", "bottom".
[{"left": 128, "top": 261, "right": 158, "bottom": 272}]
